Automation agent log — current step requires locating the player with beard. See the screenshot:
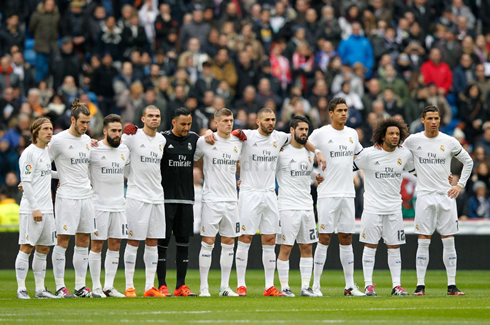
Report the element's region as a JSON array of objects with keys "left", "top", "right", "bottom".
[
  {"left": 205, "top": 108, "right": 326, "bottom": 297},
  {"left": 49, "top": 99, "right": 99, "bottom": 298},
  {"left": 353, "top": 117, "right": 414, "bottom": 296},
  {"left": 16, "top": 118, "right": 59, "bottom": 299},
  {"left": 122, "top": 106, "right": 167, "bottom": 298},
  {"left": 276, "top": 116, "right": 323, "bottom": 297},
  {"left": 88, "top": 114, "right": 130, "bottom": 298}
]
